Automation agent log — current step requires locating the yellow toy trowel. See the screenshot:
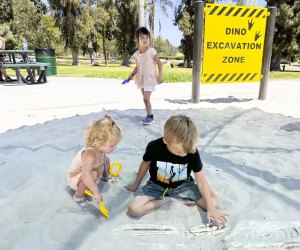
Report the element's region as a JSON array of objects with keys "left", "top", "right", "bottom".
[{"left": 84, "top": 190, "right": 109, "bottom": 218}]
